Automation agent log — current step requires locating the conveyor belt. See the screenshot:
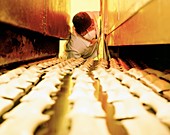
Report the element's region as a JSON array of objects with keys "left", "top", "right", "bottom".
[{"left": 0, "top": 57, "right": 170, "bottom": 135}]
